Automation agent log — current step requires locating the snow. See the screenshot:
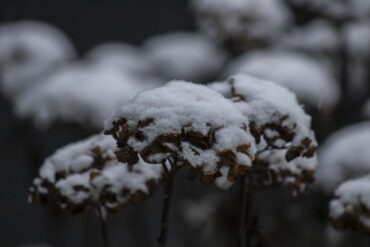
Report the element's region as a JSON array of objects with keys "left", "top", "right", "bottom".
[
  {"left": 277, "top": 20, "right": 339, "bottom": 56},
  {"left": 210, "top": 74, "right": 316, "bottom": 151},
  {"left": 15, "top": 62, "right": 159, "bottom": 129},
  {"left": 257, "top": 150, "right": 317, "bottom": 193},
  {"left": 106, "top": 80, "right": 256, "bottom": 181},
  {"left": 210, "top": 75, "right": 317, "bottom": 191},
  {"left": 330, "top": 175, "right": 370, "bottom": 233},
  {"left": 86, "top": 42, "right": 156, "bottom": 77},
  {"left": 191, "top": 0, "right": 291, "bottom": 49},
  {"left": 317, "top": 122, "right": 370, "bottom": 193},
  {"left": 144, "top": 32, "right": 226, "bottom": 82},
  {"left": 225, "top": 50, "right": 340, "bottom": 109},
  {"left": 344, "top": 21, "right": 370, "bottom": 58},
  {"left": 0, "top": 20, "right": 75, "bottom": 98},
  {"left": 29, "top": 134, "right": 162, "bottom": 212},
  {"left": 290, "top": 0, "right": 370, "bottom": 19}
]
